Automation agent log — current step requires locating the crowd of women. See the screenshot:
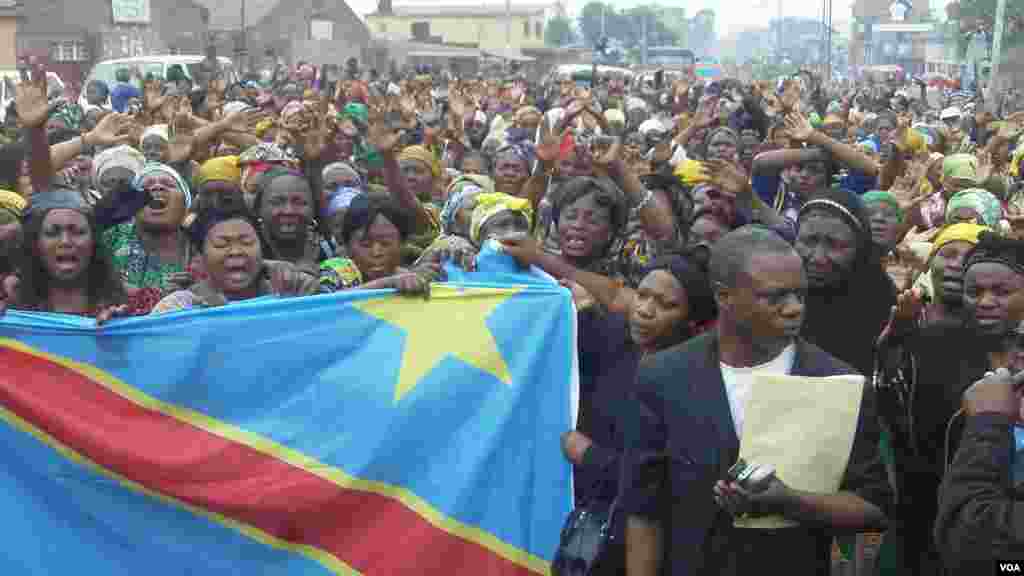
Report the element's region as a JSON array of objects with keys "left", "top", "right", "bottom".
[{"left": 1, "top": 58, "right": 1024, "bottom": 574}]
